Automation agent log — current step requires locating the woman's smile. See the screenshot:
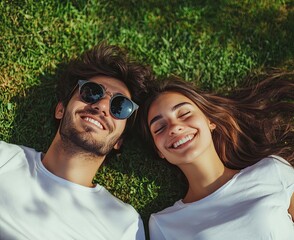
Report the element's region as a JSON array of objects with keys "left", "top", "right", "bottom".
[{"left": 169, "top": 133, "right": 197, "bottom": 149}]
